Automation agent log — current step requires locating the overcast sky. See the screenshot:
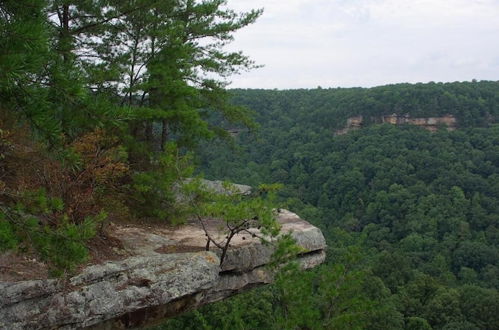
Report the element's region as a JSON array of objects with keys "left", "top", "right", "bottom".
[{"left": 223, "top": 0, "right": 499, "bottom": 89}]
